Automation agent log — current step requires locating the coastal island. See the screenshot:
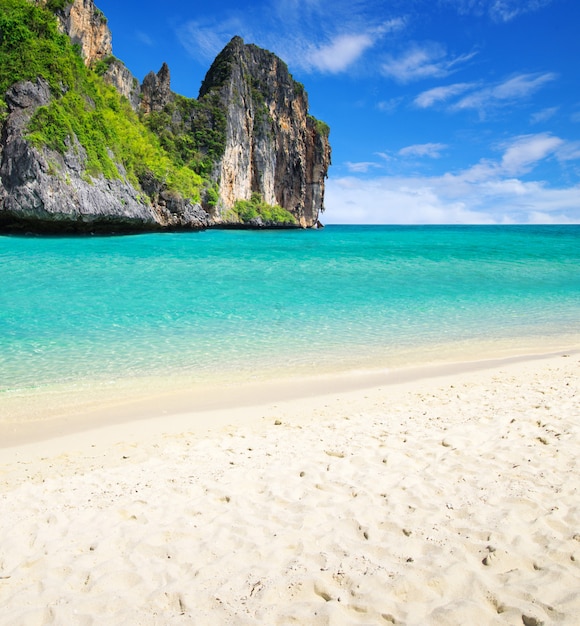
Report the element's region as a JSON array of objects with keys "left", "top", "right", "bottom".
[{"left": 0, "top": 0, "right": 331, "bottom": 233}]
